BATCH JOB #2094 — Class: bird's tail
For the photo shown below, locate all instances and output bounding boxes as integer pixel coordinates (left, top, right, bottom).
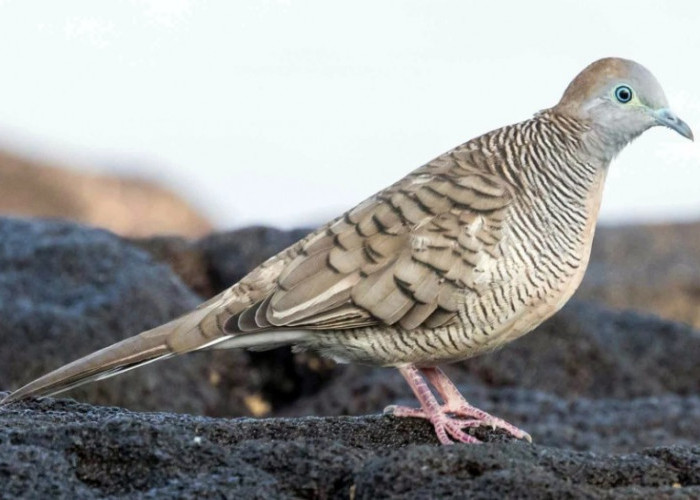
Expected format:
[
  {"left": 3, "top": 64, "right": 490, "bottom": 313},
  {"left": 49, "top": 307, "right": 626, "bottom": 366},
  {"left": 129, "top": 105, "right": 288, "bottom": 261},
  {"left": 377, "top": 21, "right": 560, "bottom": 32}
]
[{"left": 0, "top": 296, "right": 311, "bottom": 405}]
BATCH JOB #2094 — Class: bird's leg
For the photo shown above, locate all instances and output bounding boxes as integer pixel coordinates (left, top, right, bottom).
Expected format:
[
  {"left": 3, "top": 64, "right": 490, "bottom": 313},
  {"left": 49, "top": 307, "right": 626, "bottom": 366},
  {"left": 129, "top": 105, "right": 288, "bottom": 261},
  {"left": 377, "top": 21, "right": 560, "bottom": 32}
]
[
  {"left": 385, "top": 365, "right": 531, "bottom": 444},
  {"left": 385, "top": 365, "right": 481, "bottom": 445},
  {"left": 422, "top": 367, "right": 531, "bottom": 442}
]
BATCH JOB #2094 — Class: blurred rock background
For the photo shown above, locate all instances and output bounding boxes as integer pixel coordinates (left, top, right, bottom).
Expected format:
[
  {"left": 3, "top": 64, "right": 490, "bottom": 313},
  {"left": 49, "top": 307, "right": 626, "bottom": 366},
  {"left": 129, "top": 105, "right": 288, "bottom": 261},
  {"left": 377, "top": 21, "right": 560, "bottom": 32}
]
[{"left": 0, "top": 149, "right": 212, "bottom": 238}]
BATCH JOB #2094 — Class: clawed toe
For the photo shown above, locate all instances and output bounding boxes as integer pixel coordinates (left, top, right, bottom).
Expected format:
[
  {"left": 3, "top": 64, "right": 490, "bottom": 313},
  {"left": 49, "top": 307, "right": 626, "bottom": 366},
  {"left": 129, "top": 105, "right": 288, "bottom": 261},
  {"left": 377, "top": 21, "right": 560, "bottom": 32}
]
[
  {"left": 391, "top": 366, "right": 532, "bottom": 445},
  {"left": 472, "top": 414, "right": 531, "bottom": 442},
  {"left": 440, "top": 417, "right": 481, "bottom": 444},
  {"left": 445, "top": 404, "right": 532, "bottom": 442},
  {"left": 385, "top": 405, "right": 516, "bottom": 445},
  {"left": 386, "top": 404, "right": 531, "bottom": 443}
]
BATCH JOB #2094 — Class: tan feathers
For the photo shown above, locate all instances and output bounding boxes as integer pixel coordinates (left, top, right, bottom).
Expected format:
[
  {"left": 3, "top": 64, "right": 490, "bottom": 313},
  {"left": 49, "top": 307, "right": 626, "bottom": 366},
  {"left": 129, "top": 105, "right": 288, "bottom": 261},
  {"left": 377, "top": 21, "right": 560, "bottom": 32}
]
[{"left": 215, "top": 159, "right": 512, "bottom": 335}]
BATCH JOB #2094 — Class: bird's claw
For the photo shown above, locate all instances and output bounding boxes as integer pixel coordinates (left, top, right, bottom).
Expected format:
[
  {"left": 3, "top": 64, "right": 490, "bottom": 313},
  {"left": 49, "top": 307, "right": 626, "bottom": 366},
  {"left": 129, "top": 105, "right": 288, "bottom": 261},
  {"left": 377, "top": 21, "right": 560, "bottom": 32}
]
[{"left": 385, "top": 403, "right": 531, "bottom": 443}]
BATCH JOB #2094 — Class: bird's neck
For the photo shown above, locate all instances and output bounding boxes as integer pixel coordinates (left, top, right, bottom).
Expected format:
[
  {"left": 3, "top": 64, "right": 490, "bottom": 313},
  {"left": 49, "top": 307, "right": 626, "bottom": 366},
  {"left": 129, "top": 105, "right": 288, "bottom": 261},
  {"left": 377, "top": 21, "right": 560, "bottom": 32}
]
[
  {"left": 585, "top": 125, "right": 646, "bottom": 165},
  {"left": 525, "top": 110, "right": 610, "bottom": 174},
  {"left": 507, "top": 111, "right": 609, "bottom": 234},
  {"left": 544, "top": 108, "right": 639, "bottom": 166},
  {"left": 462, "top": 110, "right": 608, "bottom": 235},
  {"left": 516, "top": 111, "right": 609, "bottom": 273}
]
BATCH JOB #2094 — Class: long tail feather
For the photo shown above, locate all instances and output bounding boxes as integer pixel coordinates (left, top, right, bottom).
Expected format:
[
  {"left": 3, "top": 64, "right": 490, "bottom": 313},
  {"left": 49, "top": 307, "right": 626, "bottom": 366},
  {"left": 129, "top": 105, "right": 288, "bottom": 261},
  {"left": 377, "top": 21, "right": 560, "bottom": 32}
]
[
  {"left": 0, "top": 283, "right": 319, "bottom": 406},
  {"left": 0, "top": 302, "right": 232, "bottom": 405},
  {"left": 1, "top": 322, "right": 173, "bottom": 404}
]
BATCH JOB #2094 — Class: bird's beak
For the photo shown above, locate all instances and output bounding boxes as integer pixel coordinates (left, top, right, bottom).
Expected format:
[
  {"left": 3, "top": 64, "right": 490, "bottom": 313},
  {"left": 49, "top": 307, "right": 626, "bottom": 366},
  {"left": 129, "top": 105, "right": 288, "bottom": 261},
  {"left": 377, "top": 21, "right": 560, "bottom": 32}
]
[{"left": 653, "top": 108, "right": 694, "bottom": 141}]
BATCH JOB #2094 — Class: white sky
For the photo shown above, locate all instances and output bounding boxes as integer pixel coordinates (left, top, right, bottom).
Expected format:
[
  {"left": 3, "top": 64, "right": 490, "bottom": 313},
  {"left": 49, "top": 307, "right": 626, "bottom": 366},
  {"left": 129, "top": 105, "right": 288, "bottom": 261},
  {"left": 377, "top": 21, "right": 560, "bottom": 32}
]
[{"left": 0, "top": 0, "right": 698, "bottom": 229}]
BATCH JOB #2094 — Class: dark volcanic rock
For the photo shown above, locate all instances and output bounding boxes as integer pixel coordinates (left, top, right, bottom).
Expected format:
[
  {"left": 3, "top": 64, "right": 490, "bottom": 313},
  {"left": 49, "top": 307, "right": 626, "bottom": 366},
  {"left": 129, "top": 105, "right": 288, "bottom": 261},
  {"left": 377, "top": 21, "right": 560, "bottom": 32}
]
[
  {"left": 2, "top": 216, "right": 700, "bottom": 498},
  {"left": 128, "top": 235, "right": 213, "bottom": 298},
  {"left": 197, "top": 225, "right": 311, "bottom": 291},
  {"left": 0, "top": 218, "right": 260, "bottom": 417},
  {"left": 1, "top": 397, "right": 699, "bottom": 499},
  {"left": 130, "top": 226, "right": 313, "bottom": 304}
]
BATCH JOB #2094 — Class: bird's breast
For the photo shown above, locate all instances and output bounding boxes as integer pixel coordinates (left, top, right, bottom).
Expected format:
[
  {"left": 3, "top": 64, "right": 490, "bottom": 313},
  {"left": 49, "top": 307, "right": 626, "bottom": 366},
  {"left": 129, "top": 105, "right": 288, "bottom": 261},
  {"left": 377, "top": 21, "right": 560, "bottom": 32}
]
[{"left": 306, "top": 161, "right": 608, "bottom": 367}]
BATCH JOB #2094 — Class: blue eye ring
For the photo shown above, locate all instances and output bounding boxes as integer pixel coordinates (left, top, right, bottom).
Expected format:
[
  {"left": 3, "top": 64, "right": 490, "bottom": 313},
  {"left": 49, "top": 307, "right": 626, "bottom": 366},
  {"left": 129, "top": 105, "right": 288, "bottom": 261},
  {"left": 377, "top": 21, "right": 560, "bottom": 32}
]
[{"left": 614, "top": 85, "right": 633, "bottom": 103}]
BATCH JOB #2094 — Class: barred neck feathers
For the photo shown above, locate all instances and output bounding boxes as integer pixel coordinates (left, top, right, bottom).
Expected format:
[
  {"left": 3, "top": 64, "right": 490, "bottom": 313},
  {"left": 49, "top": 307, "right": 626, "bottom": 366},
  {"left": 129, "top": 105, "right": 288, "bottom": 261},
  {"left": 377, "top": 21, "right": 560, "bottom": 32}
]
[
  {"left": 466, "top": 110, "right": 602, "bottom": 203},
  {"left": 461, "top": 112, "right": 605, "bottom": 264}
]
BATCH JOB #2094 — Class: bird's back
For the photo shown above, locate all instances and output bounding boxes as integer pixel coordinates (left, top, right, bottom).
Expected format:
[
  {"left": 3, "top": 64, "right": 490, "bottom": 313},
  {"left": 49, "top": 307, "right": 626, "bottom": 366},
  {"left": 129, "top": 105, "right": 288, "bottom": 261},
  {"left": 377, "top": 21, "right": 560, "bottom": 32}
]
[{"left": 201, "top": 109, "right": 609, "bottom": 367}]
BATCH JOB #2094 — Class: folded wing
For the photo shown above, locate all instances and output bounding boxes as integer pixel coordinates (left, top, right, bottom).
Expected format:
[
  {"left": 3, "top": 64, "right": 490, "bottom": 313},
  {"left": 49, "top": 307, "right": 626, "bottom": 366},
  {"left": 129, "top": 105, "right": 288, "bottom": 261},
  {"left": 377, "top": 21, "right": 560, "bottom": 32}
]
[{"left": 225, "top": 150, "right": 513, "bottom": 334}]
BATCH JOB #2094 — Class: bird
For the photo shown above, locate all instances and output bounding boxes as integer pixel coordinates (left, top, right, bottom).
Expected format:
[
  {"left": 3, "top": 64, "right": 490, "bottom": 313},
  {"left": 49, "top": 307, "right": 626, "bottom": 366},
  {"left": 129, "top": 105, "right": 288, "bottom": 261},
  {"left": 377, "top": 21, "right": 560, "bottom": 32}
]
[{"left": 0, "top": 58, "right": 693, "bottom": 445}]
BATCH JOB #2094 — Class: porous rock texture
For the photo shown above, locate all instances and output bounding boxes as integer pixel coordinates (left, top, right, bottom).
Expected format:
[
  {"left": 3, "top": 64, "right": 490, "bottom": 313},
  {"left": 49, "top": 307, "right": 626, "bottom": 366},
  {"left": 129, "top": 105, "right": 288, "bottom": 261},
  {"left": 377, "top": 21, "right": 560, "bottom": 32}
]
[{"left": 1, "top": 216, "right": 699, "bottom": 499}]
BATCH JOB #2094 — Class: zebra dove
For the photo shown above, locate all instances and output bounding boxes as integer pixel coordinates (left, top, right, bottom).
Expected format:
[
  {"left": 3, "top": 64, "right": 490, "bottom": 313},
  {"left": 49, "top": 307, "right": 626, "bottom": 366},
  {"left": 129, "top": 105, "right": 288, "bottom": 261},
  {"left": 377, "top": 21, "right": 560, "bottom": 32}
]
[{"left": 1, "top": 58, "right": 693, "bottom": 444}]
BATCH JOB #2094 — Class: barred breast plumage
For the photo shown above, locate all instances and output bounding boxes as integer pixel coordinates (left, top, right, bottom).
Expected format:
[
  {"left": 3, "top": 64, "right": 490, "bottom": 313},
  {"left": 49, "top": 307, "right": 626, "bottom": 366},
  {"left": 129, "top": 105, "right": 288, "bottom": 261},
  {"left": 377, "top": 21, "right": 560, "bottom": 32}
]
[
  {"left": 2, "top": 57, "right": 692, "bottom": 445},
  {"left": 297, "top": 111, "right": 607, "bottom": 366}
]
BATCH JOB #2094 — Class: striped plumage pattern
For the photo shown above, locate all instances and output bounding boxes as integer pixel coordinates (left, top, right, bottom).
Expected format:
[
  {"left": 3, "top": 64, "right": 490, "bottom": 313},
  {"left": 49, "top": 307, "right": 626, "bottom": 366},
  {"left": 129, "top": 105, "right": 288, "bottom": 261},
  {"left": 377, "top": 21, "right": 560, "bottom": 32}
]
[
  {"left": 3, "top": 58, "right": 690, "bottom": 444},
  {"left": 244, "top": 110, "right": 606, "bottom": 366},
  {"left": 176, "top": 109, "right": 606, "bottom": 368}
]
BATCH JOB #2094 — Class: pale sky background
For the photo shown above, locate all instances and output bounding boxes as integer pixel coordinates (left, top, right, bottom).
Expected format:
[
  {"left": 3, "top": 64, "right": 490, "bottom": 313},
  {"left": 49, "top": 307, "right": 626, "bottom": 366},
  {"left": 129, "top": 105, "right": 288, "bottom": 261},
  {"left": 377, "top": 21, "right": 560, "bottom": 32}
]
[{"left": 0, "top": 0, "right": 698, "bottom": 229}]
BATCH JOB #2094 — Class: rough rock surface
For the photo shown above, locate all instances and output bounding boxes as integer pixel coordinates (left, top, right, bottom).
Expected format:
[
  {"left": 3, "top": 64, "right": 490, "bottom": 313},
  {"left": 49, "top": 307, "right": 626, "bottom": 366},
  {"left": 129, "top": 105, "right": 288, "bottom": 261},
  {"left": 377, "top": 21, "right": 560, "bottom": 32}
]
[
  {"left": 1, "top": 216, "right": 699, "bottom": 498},
  {"left": 2, "top": 397, "right": 700, "bottom": 499}
]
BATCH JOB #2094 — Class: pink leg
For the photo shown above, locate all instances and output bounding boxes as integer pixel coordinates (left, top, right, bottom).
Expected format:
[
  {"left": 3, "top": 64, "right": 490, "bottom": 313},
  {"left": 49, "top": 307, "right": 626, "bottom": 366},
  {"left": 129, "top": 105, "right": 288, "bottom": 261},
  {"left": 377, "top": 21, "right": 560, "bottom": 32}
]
[
  {"left": 387, "top": 365, "right": 480, "bottom": 445},
  {"left": 385, "top": 365, "right": 531, "bottom": 445},
  {"left": 423, "top": 367, "right": 531, "bottom": 442}
]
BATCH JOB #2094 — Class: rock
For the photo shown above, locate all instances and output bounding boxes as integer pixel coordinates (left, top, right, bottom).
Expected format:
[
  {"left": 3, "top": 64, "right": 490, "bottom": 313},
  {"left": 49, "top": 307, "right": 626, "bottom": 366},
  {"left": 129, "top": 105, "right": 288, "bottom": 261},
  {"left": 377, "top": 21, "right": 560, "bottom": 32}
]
[
  {"left": 2, "top": 216, "right": 700, "bottom": 498},
  {"left": 130, "top": 226, "right": 313, "bottom": 300},
  {"left": 1, "top": 397, "right": 699, "bottom": 498},
  {"left": 579, "top": 221, "right": 700, "bottom": 329},
  {"left": 197, "top": 226, "right": 312, "bottom": 291},
  {"left": 0, "top": 217, "right": 259, "bottom": 416},
  {"left": 128, "top": 235, "right": 213, "bottom": 298},
  {"left": 0, "top": 149, "right": 212, "bottom": 237}
]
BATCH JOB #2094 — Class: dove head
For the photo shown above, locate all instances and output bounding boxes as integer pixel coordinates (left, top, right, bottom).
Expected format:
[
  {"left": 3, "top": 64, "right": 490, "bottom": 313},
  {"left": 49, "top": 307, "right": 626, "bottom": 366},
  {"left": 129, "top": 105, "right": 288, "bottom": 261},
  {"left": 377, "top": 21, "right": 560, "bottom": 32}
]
[{"left": 554, "top": 57, "right": 692, "bottom": 159}]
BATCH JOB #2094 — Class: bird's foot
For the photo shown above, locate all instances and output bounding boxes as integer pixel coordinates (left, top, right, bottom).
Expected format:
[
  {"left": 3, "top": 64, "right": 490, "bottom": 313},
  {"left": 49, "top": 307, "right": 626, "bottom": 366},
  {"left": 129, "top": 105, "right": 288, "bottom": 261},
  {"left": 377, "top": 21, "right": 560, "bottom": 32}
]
[
  {"left": 384, "top": 404, "right": 482, "bottom": 444},
  {"left": 384, "top": 403, "right": 531, "bottom": 443},
  {"left": 390, "top": 365, "right": 532, "bottom": 445},
  {"left": 444, "top": 403, "right": 532, "bottom": 442}
]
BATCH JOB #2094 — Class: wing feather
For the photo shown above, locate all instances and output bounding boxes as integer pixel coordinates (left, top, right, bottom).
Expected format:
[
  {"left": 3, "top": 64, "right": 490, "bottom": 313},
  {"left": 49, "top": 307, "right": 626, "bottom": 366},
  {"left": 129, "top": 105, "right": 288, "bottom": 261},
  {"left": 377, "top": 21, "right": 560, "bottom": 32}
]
[{"left": 219, "top": 148, "right": 513, "bottom": 334}]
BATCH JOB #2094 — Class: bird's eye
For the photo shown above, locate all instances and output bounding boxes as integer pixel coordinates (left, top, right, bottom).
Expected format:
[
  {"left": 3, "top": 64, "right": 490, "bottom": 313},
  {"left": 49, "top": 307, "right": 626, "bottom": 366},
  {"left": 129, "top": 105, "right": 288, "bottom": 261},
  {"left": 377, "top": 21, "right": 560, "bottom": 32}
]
[{"left": 614, "top": 85, "right": 633, "bottom": 103}]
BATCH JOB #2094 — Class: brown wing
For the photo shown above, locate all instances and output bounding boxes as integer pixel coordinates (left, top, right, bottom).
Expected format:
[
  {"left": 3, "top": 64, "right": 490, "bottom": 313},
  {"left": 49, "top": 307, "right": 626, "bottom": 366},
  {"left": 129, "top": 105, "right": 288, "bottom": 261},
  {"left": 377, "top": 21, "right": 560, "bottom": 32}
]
[{"left": 226, "top": 149, "right": 513, "bottom": 334}]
